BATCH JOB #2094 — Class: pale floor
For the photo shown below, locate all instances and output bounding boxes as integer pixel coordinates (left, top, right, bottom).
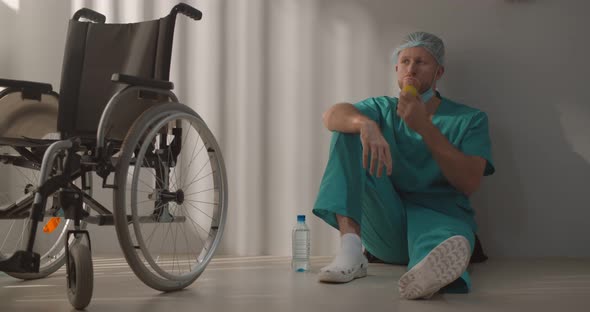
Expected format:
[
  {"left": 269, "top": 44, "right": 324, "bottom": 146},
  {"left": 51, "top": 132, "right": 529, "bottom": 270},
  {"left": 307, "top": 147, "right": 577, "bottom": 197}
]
[{"left": 1, "top": 256, "right": 589, "bottom": 312}]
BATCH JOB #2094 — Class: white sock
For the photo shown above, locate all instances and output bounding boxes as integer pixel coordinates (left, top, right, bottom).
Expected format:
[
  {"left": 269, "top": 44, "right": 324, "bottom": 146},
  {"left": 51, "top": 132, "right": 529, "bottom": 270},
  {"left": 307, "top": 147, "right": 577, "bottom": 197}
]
[{"left": 324, "top": 233, "right": 364, "bottom": 269}]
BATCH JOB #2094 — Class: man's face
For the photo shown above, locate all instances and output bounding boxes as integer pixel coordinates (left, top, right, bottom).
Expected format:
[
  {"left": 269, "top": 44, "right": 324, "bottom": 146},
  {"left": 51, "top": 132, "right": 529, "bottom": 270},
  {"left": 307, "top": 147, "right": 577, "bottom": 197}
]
[{"left": 395, "top": 47, "right": 443, "bottom": 94}]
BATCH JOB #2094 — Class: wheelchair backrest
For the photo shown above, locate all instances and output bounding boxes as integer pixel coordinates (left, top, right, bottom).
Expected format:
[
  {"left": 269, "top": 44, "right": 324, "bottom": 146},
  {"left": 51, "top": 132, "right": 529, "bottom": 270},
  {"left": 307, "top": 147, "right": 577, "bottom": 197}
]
[{"left": 57, "top": 12, "right": 176, "bottom": 140}]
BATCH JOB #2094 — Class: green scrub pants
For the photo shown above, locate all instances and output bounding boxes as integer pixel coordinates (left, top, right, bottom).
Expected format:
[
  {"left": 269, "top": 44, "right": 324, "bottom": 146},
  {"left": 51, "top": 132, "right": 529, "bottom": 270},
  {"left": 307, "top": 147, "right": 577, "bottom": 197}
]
[{"left": 313, "top": 132, "right": 475, "bottom": 293}]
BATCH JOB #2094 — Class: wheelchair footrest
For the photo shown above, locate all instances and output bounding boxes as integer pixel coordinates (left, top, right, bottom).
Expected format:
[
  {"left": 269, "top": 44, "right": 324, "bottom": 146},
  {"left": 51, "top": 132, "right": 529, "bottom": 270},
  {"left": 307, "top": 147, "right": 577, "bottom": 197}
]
[{"left": 0, "top": 250, "right": 40, "bottom": 273}]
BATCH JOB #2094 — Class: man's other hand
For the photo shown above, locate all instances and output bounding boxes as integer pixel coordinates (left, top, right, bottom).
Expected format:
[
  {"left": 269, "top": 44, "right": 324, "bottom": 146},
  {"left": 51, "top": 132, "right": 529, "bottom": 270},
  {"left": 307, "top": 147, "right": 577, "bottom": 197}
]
[
  {"left": 359, "top": 120, "right": 393, "bottom": 177},
  {"left": 397, "top": 91, "right": 430, "bottom": 134}
]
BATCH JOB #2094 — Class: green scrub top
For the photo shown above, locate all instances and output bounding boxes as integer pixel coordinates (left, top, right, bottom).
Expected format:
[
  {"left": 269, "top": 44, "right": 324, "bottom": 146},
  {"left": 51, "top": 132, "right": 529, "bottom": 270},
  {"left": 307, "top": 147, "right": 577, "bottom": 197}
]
[{"left": 353, "top": 95, "right": 495, "bottom": 232}]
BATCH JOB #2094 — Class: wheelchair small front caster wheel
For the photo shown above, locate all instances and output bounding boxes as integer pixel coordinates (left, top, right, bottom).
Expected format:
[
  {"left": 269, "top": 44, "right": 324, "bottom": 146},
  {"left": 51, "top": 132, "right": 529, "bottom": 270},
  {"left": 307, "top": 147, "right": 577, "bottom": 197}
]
[{"left": 67, "top": 243, "right": 93, "bottom": 310}]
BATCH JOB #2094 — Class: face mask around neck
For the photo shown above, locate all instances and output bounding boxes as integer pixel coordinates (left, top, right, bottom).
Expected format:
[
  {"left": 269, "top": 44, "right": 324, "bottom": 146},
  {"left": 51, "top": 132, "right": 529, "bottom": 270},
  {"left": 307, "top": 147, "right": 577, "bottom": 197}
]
[
  {"left": 401, "top": 85, "right": 435, "bottom": 103},
  {"left": 420, "top": 88, "right": 435, "bottom": 103}
]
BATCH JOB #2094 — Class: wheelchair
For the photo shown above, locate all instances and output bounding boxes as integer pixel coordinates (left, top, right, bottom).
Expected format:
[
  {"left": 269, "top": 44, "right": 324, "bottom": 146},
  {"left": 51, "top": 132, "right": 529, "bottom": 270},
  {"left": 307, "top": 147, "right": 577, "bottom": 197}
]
[{"left": 0, "top": 3, "right": 228, "bottom": 310}]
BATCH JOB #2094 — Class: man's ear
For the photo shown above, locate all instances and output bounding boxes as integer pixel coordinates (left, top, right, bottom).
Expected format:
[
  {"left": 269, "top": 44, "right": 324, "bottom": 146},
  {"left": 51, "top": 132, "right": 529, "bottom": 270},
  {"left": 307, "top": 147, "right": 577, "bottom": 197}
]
[
  {"left": 395, "top": 64, "right": 398, "bottom": 72},
  {"left": 437, "top": 66, "right": 445, "bottom": 79}
]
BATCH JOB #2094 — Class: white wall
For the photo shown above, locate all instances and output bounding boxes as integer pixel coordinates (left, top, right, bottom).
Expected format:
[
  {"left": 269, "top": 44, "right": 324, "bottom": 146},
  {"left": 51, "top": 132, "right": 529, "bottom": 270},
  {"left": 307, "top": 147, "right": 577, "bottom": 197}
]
[
  {"left": 1, "top": 0, "right": 590, "bottom": 258},
  {"left": 0, "top": 1, "right": 15, "bottom": 77},
  {"left": 0, "top": 1, "right": 16, "bottom": 200},
  {"left": 4, "top": 0, "right": 69, "bottom": 86}
]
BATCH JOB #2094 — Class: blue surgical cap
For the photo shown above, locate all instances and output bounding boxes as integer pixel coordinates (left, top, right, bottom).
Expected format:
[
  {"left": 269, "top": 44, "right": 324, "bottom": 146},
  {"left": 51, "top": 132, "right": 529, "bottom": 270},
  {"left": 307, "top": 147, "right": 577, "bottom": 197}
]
[{"left": 394, "top": 32, "right": 445, "bottom": 66}]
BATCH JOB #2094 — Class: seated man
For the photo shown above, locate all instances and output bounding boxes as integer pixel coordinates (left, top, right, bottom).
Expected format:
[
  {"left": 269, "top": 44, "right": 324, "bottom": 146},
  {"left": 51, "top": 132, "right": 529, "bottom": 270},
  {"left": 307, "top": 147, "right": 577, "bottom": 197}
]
[{"left": 313, "top": 31, "right": 495, "bottom": 299}]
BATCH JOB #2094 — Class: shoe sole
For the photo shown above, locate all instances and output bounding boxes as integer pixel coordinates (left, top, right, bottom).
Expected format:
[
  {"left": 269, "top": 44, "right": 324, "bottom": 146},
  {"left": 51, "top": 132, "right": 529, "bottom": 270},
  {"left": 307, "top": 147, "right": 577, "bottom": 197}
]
[
  {"left": 398, "top": 235, "right": 471, "bottom": 299},
  {"left": 318, "top": 260, "right": 368, "bottom": 283}
]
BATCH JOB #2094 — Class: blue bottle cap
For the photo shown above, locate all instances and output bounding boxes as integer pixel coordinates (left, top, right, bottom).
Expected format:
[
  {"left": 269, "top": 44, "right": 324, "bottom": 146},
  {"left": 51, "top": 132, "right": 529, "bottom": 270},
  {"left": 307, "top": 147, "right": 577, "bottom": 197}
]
[{"left": 297, "top": 215, "right": 305, "bottom": 222}]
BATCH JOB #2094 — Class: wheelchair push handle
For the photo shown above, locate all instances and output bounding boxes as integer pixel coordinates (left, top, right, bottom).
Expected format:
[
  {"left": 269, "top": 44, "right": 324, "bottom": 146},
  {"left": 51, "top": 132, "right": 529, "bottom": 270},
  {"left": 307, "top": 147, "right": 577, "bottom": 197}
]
[
  {"left": 73, "top": 8, "right": 106, "bottom": 23},
  {"left": 171, "top": 3, "right": 203, "bottom": 21}
]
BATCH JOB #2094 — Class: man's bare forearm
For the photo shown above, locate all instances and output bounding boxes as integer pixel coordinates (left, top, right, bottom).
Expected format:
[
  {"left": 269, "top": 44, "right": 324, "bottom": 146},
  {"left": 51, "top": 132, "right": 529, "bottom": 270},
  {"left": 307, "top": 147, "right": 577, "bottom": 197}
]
[
  {"left": 420, "top": 122, "right": 485, "bottom": 196},
  {"left": 322, "top": 103, "right": 374, "bottom": 133}
]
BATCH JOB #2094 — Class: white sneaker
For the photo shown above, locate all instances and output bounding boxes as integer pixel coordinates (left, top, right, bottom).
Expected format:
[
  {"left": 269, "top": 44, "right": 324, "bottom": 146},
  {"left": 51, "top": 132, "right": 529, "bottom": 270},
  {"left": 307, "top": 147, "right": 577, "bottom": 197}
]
[
  {"left": 398, "top": 235, "right": 471, "bottom": 299},
  {"left": 318, "top": 255, "right": 369, "bottom": 283}
]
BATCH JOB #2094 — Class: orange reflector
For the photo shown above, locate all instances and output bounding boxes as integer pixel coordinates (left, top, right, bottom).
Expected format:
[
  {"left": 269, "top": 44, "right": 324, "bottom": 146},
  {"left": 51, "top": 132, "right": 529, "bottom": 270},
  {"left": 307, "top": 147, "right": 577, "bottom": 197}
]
[{"left": 43, "top": 217, "right": 61, "bottom": 233}]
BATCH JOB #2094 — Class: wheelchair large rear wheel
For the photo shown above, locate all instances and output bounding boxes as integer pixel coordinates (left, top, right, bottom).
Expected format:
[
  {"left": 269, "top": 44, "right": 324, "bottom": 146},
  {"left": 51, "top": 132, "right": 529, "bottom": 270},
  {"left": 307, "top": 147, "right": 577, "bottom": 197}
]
[{"left": 114, "top": 103, "right": 227, "bottom": 291}]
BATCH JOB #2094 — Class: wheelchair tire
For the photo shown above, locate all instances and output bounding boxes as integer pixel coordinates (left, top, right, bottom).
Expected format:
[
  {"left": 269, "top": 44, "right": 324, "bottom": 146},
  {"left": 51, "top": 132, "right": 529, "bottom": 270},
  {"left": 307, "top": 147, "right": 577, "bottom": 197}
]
[
  {"left": 67, "top": 242, "right": 93, "bottom": 310},
  {"left": 114, "top": 103, "right": 227, "bottom": 292}
]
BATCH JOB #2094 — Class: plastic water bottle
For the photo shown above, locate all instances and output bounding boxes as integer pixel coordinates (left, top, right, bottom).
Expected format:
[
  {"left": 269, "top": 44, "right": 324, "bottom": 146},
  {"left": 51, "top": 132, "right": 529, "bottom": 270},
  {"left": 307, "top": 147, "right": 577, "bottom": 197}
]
[{"left": 292, "top": 215, "right": 310, "bottom": 272}]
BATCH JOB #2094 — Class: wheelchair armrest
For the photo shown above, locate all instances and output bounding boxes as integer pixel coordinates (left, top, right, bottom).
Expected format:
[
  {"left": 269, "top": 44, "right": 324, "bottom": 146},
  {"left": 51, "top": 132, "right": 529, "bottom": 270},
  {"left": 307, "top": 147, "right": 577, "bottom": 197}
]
[
  {"left": 111, "top": 73, "right": 174, "bottom": 90},
  {"left": 0, "top": 79, "right": 53, "bottom": 101}
]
